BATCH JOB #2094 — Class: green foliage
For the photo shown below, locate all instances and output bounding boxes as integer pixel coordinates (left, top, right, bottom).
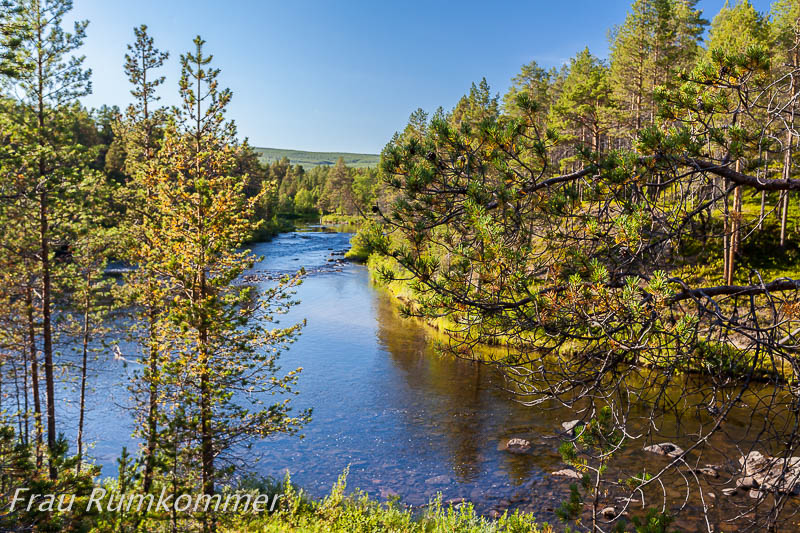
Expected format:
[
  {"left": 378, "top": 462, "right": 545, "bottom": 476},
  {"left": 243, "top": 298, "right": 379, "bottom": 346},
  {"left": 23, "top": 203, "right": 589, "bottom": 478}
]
[
  {"left": 221, "top": 470, "right": 552, "bottom": 533},
  {"left": 555, "top": 484, "right": 583, "bottom": 523},
  {"left": 0, "top": 426, "right": 98, "bottom": 532},
  {"left": 630, "top": 509, "right": 676, "bottom": 533}
]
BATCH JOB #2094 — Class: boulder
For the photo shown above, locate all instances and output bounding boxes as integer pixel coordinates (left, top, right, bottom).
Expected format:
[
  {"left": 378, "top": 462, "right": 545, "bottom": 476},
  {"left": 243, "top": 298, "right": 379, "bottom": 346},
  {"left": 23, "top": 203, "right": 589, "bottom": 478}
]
[
  {"left": 562, "top": 420, "right": 581, "bottom": 434},
  {"left": 445, "top": 497, "right": 467, "bottom": 507},
  {"left": 552, "top": 469, "right": 583, "bottom": 479},
  {"left": 500, "top": 437, "right": 531, "bottom": 454},
  {"left": 741, "top": 451, "right": 770, "bottom": 477},
  {"left": 736, "top": 476, "right": 758, "bottom": 489},
  {"left": 738, "top": 451, "right": 800, "bottom": 494},
  {"left": 643, "top": 442, "right": 684, "bottom": 458},
  {"left": 601, "top": 506, "right": 616, "bottom": 519}
]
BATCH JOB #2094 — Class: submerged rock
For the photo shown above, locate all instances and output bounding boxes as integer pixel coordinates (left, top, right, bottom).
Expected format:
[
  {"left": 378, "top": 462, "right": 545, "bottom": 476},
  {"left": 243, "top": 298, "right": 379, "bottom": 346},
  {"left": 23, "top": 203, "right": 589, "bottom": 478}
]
[
  {"left": 379, "top": 487, "right": 399, "bottom": 499},
  {"left": 499, "top": 437, "right": 531, "bottom": 454},
  {"left": 643, "top": 442, "right": 684, "bottom": 458},
  {"left": 552, "top": 469, "right": 582, "bottom": 479},
  {"left": 695, "top": 466, "right": 720, "bottom": 478},
  {"left": 738, "top": 451, "right": 800, "bottom": 494},
  {"left": 601, "top": 506, "right": 616, "bottom": 519}
]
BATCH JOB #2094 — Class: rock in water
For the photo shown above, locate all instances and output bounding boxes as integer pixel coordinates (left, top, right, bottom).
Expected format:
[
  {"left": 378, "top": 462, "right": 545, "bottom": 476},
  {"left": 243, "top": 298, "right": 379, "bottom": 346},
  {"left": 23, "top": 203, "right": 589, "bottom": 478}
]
[
  {"left": 601, "top": 506, "right": 616, "bottom": 518},
  {"left": 561, "top": 420, "right": 581, "bottom": 434},
  {"left": 738, "top": 451, "right": 800, "bottom": 494},
  {"left": 499, "top": 437, "right": 531, "bottom": 454},
  {"left": 551, "top": 469, "right": 583, "bottom": 479},
  {"left": 643, "top": 442, "right": 684, "bottom": 458},
  {"left": 695, "top": 466, "right": 719, "bottom": 478}
]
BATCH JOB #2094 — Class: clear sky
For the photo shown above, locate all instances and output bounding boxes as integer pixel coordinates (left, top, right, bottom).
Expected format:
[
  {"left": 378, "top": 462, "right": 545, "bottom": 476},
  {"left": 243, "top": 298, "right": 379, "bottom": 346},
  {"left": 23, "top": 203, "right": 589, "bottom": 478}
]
[{"left": 67, "top": 0, "right": 773, "bottom": 154}]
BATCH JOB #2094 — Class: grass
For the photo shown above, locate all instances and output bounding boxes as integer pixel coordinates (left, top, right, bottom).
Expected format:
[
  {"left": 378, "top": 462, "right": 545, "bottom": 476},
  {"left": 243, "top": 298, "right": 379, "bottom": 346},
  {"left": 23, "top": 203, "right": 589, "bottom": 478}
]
[{"left": 254, "top": 147, "right": 379, "bottom": 168}]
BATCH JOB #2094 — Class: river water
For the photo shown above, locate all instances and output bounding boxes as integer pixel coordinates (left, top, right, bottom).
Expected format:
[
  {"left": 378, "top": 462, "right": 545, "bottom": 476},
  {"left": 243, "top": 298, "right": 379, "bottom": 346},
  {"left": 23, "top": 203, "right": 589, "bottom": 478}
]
[{"left": 49, "top": 225, "right": 800, "bottom": 531}]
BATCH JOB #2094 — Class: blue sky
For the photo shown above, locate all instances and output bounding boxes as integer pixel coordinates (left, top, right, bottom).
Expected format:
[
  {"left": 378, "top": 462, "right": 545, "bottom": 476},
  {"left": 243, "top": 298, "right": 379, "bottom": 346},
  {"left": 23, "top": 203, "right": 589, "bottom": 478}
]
[{"left": 68, "top": 0, "right": 772, "bottom": 154}]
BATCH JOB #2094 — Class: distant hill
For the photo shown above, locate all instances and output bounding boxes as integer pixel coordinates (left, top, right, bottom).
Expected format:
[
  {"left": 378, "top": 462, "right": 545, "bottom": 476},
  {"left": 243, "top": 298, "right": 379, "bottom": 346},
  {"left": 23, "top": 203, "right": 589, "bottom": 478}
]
[{"left": 253, "top": 147, "right": 380, "bottom": 168}]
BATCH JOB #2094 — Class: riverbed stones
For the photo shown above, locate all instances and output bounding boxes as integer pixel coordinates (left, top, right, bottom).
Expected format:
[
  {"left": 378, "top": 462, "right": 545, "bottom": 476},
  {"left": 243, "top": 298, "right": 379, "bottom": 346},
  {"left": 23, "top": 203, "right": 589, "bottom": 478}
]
[
  {"left": 445, "top": 497, "right": 467, "bottom": 507},
  {"left": 561, "top": 420, "right": 581, "bottom": 434},
  {"left": 736, "top": 476, "right": 758, "bottom": 489},
  {"left": 601, "top": 506, "right": 616, "bottom": 519},
  {"left": 552, "top": 468, "right": 583, "bottom": 479},
  {"left": 693, "top": 465, "right": 719, "bottom": 478},
  {"left": 499, "top": 437, "right": 531, "bottom": 454},
  {"left": 722, "top": 487, "right": 738, "bottom": 496},
  {"left": 738, "top": 451, "right": 800, "bottom": 494},
  {"left": 643, "top": 442, "right": 684, "bottom": 458}
]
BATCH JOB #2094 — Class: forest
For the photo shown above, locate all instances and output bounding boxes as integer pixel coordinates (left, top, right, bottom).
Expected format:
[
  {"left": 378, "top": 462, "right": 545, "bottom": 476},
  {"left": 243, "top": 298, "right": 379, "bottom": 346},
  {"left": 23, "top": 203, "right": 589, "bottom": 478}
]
[{"left": 0, "top": 0, "right": 799, "bottom": 532}]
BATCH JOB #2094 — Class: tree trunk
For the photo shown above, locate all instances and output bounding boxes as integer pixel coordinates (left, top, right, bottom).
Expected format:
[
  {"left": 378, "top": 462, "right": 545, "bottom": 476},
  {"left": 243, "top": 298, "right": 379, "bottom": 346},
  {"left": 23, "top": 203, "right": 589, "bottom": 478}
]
[
  {"left": 39, "top": 189, "right": 57, "bottom": 480},
  {"left": 25, "top": 285, "right": 43, "bottom": 467},
  {"left": 36, "top": 17, "right": 57, "bottom": 477},
  {"left": 726, "top": 161, "right": 742, "bottom": 285},
  {"left": 781, "top": 75, "right": 796, "bottom": 247},
  {"left": 143, "top": 300, "right": 158, "bottom": 493},
  {"left": 780, "top": 192, "right": 790, "bottom": 247},
  {"left": 76, "top": 292, "right": 90, "bottom": 474}
]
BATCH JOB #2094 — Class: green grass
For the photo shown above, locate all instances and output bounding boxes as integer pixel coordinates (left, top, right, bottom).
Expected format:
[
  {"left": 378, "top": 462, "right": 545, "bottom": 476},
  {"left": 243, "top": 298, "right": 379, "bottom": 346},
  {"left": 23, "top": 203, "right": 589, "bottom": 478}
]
[{"left": 254, "top": 147, "right": 379, "bottom": 168}]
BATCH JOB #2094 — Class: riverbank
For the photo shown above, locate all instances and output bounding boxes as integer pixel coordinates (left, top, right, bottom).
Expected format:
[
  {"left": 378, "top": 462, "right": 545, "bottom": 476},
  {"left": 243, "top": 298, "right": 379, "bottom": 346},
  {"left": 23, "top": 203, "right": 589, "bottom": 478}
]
[
  {"left": 355, "top": 231, "right": 797, "bottom": 383},
  {"left": 220, "top": 473, "right": 551, "bottom": 533}
]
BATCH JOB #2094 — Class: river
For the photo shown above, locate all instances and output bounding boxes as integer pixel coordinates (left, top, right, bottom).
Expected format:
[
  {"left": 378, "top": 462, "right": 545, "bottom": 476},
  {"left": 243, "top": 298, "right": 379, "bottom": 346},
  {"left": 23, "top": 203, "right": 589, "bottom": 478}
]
[{"left": 48, "top": 225, "right": 799, "bottom": 531}]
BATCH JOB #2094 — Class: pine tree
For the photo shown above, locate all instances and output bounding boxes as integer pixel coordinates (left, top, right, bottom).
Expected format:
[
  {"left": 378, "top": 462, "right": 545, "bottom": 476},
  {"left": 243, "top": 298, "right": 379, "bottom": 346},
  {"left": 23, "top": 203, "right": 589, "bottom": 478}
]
[
  {"left": 318, "top": 156, "right": 353, "bottom": 214},
  {"left": 9, "top": 0, "right": 91, "bottom": 479},
  {"left": 144, "top": 36, "right": 309, "bottom": 531},
  {"left": 705, "top": 0, "right": 770, "bottom": 283},
  {"left": 0, "top": 0, "right": 25, "bottom": 77},
  {"left": 551, "top": 48, "right": 614, "bottom": 165},
  {"left": 770, "top": 0, "right": 800, "bottom": 247},
  {"left": 116, "top": 23, "right": 169, "bottom": 494},
  {"left": 609, "top": 0, "right": 706, "bottom": 142},
  {"left": 450, "top": 78, "right": 499, "bottom": 128}
]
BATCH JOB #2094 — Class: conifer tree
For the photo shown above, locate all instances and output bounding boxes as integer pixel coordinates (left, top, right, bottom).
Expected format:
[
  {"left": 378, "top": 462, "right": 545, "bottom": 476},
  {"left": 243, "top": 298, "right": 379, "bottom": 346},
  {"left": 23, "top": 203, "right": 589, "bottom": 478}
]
[
  {"left": 144, "top": 36, "right": 309, "bottom": 531},
  {"left": 770, "top": 0, "right": 800, "bottom": 247},
  {"left": 449, "top": 78, "right": 499, "bottom": 128},
  {"left": 318, "top": 156, "right": 353, "bottom": 214},
  {"left": 551, "top": 48, "right": 614, "bottom": 165},
  {"left": 9, "top": 0, "right": 91, "bottom": 479},
  {"left": 705, "top": 0, "right": 770, "bottom": 283},
  {"left": 609, "top": 0, "right": 706, "bottom": 142},
  {"left": 116, "top": 23, "right": 169, "bottom": 494}
]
